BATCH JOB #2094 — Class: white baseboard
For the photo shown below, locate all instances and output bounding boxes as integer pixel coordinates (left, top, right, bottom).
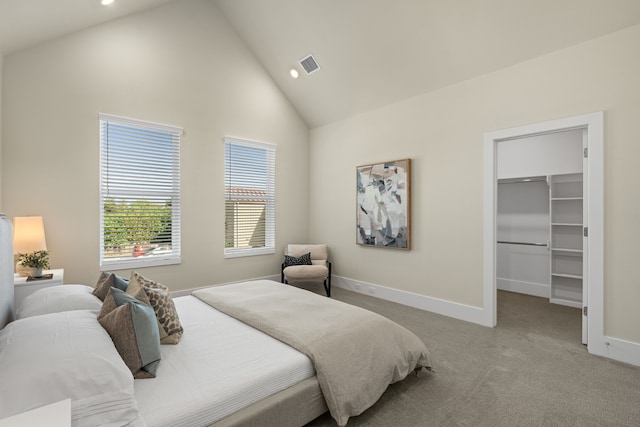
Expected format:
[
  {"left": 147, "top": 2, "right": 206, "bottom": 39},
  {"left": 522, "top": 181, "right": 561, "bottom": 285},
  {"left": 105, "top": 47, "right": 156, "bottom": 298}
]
[
  {"left": 497, "top": 277, "right": 550, "bottom": 299},
  {"left": 173, "top": 274, "right": 488, "bottom": 326},
  {"left": 170, "top": 274, "right": 280, "bottom": 298},
  {"left": 170, "top": 274, "right": 640, "bottom": 367},
  {"left": 333, "top": 276, "right": 489, "bottom": 326},
  {"left": 589, "top": 336, "right": 640, "bottom": 367}
]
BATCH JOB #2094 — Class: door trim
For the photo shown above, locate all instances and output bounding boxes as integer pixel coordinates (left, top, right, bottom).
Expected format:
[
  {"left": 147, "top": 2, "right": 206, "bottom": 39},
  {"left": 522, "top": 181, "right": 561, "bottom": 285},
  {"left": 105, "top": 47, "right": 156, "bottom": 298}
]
[{"left": 483, "top": 112, "right": 604, "bottom": 355}]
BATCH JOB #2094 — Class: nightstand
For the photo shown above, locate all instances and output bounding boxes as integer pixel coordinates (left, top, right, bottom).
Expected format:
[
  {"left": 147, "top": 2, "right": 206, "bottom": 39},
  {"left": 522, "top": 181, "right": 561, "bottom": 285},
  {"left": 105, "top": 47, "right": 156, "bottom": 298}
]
[{"left": 14, "top": 268, "right": 64, "bottom": 311}]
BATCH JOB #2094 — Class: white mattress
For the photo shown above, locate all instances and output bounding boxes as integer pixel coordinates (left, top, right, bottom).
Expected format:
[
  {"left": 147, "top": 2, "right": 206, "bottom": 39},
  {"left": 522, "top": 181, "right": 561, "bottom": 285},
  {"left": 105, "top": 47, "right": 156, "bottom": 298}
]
[{"left": 134, "top": 295, "right": 316, "bottom": 427}]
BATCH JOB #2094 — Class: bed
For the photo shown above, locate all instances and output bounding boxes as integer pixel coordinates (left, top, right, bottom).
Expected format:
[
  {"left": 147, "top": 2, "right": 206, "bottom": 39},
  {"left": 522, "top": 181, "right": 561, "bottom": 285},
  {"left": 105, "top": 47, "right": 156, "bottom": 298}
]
[{"left": 0, "top": 273, "right": 432, "bottom": 427}]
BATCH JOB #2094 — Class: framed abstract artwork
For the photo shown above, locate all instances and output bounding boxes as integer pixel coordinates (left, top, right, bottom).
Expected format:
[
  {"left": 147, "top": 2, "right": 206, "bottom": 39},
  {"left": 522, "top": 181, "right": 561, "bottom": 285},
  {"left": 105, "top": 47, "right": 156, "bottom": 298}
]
[{"left": 356, "top": 159, "right": 411, "bottom": 249}]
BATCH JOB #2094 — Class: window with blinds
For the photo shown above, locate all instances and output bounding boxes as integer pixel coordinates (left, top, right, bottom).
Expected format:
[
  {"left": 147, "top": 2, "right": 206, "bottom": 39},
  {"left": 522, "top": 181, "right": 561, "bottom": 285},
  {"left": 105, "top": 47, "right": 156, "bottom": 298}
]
[
  {"left": 224, "top": 137, "right": 276, "bottom": 258},
  {"left": 99, "top": 113, "right": 182, "bottom": 269}
]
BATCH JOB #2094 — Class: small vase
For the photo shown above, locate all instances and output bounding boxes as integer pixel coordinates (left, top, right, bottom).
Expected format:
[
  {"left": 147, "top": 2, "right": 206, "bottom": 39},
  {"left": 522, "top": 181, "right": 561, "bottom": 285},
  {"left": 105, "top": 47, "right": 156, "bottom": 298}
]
[{"left": 30, "top": 267, "right": 43, "bottom": 278}]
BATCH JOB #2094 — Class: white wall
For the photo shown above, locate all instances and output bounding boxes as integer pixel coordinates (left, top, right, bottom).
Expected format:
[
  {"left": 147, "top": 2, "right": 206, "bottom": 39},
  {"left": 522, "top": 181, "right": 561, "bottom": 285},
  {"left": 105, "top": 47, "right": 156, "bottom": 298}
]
[
  {"left": 497, "top": 129, "right": 583, "bottom": 179},
  {"left": 1, "top": 0, "right": 310, "bottom": 289},
  {"left": 309, "top": 24, "right": 640, "bottom": 344},
  {"left": 0, "top": 53, "right": 3, "bottom": 213},
  {"left": 496, "top": 181, "right": 550, "bottom": 297}
]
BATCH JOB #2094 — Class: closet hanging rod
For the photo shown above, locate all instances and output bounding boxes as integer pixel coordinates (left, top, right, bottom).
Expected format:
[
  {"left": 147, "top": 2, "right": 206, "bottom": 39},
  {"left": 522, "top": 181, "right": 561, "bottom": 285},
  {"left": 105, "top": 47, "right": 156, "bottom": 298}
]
[{"left": 497, "top": 240, "right": 548, "bottom": 247}]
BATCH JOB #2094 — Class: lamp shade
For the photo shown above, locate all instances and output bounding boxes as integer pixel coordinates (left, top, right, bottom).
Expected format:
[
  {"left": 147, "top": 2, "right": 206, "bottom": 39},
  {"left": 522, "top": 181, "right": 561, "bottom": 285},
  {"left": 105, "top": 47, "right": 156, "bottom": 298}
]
[{"left": 13, "top": 216, "right": 47, "bottom": 254}]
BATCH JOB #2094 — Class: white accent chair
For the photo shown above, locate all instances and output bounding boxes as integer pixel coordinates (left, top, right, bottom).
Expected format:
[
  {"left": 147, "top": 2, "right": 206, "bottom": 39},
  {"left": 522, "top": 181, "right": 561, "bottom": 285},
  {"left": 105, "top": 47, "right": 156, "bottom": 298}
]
[{"left": 281, "top": 244, "right": 332, "bottom": 297}]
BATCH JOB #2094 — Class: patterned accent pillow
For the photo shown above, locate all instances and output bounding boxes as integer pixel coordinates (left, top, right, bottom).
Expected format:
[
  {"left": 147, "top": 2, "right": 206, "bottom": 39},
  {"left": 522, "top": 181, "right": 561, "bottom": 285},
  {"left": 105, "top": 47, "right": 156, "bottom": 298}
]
[
  {"left": 125, "top": 274, "right": 168, "bottom": 343},
  {"left": 93, "top": 272, "right": 129, "bottom": 301},
  {"left": 283, "top": 252, "right": 312, "bottom": 268},
  {"left": 129, "top": 271, "right": 184, "bottom": 345},
  {"left": 127, "top": 280, "right": 168, "bottom": 344},
  {"left": 98, "top": 287, "right": 161, "bottom": 379}
]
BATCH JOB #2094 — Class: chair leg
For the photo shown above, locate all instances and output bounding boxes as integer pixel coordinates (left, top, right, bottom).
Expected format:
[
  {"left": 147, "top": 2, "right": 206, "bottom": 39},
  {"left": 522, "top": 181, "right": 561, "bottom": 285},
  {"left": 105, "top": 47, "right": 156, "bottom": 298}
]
[{"left": 325, "top": 262, "right": 332, "bottom": 297}]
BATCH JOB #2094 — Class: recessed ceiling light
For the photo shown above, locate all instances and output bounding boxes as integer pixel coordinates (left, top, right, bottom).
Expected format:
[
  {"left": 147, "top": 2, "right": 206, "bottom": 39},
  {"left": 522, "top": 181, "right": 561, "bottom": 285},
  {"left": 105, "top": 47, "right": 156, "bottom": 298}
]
[
  {"left": 100, "top": 0, "right": 114, "bottom": 5},
  {"left": 290, "top": 68, "right": 299, "bottom": 79}
]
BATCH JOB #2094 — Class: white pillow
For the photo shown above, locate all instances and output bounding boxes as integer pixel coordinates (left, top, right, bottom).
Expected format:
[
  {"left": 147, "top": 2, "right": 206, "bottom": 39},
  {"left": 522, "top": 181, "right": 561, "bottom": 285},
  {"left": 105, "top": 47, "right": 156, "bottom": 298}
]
[
  {"left": 16, "top": 284, "right": 103, "bottom": 319},
  {"left": 0, "top": 310, "right": 141, "bottom": 426}
]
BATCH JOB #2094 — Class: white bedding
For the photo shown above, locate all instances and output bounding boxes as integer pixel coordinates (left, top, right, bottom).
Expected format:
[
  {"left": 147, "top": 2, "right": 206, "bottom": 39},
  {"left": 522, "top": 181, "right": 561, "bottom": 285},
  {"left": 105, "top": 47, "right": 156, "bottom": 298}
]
[
  {"left": 16, "top": 284, "right": 103, "bottom": 319},
  {"left": 0, "top": 310, "right": 142, "bottom": 426},
  {"left": 134, "top": 295, "right": 316, "bottom": 427}
]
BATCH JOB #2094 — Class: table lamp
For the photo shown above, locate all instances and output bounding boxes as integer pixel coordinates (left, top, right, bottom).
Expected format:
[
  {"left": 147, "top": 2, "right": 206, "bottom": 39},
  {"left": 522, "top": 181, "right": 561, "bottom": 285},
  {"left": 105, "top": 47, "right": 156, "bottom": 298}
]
[{"left": 13, "top": 216, "right": 47, "bottom": 277}]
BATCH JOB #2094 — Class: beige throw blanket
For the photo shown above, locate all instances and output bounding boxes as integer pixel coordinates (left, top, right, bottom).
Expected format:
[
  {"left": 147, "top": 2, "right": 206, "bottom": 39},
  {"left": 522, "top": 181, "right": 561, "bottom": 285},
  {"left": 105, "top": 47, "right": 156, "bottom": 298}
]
[{"left": 193, "top": 280, "right": 432, "bottom": 426}]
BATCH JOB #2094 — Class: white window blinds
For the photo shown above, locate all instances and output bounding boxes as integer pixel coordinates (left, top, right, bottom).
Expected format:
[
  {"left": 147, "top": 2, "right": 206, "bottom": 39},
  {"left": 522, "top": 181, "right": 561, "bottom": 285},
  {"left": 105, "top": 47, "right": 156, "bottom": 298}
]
[
  {"left": 99, "top": 113, "right": 182, "bottom": 269},
  {"left": 224, "top": 137, "right": 276, "bottom": 258}
]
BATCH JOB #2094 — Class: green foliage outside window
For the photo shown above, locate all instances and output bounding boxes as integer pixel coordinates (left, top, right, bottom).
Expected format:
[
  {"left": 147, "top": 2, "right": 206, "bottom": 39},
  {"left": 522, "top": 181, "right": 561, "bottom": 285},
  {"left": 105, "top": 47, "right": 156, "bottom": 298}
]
[{"left": 103, "top": 198, "right": 172, "bottom": 257}]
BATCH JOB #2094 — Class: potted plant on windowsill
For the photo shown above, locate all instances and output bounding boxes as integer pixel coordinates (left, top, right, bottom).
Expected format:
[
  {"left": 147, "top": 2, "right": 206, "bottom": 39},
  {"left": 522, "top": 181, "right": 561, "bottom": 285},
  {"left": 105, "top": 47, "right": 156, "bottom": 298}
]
[{"left": 17, "top": 250, "right": 50, "bottom": 278}]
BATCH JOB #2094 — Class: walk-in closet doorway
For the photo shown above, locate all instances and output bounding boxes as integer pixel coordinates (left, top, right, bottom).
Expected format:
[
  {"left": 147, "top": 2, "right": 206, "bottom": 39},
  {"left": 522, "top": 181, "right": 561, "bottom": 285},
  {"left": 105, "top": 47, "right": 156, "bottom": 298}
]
[
  {"left": 496, "top": 129, "right": 586, "bottom": 343},
  {"left": 483, "top": 113, "right": 605, "bottom": 356}
]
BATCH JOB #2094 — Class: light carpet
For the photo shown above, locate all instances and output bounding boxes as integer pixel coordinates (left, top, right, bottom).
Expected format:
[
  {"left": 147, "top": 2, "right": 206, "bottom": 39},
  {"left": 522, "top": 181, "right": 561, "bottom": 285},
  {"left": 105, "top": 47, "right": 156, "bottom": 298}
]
[{"left": 296, "top": 285, "right": 640, "bottom": 427}]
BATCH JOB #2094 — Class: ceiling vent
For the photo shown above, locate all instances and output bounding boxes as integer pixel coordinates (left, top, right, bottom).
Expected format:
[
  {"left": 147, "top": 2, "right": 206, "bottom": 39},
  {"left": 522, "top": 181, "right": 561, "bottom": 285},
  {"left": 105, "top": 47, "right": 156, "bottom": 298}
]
[{"left": 299, "top": 54, "right": 320, "bottom": 75}]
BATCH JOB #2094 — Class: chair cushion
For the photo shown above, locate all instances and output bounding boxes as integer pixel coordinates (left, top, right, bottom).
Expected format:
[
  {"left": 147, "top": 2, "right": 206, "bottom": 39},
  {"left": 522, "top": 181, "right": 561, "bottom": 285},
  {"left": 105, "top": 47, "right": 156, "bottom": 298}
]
[
  {"left": 283, "top": 264, "right": 329, "bottom": 281},
  {"left": 287, "top": 244, "right": 327, "bottom": 261}
]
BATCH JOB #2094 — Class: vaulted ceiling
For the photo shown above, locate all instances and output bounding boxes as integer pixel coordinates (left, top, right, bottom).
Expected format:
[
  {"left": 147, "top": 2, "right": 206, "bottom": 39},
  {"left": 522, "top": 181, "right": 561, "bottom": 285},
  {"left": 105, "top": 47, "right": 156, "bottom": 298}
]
[
  {"left": 0, "top": 0, "right": 174, "bottom": 55},
  {"left": 3, "top": 0, "right": 640, "bottom": 128}
]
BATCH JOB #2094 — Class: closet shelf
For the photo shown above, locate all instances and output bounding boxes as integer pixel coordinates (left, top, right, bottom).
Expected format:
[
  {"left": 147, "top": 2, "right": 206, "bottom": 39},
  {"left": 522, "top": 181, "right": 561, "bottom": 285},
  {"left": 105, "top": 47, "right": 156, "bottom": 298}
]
[{"left": 550, "top": 173, "right": 583, "bottom": 312}]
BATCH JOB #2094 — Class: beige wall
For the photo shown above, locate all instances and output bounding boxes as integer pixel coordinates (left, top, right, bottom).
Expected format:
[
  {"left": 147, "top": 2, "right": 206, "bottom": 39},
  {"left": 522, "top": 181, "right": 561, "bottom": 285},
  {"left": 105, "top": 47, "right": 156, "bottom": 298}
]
[
  {"left": 309, "top": 24, "right": 640, "bottom": 344},
  {"left": 1, "top": 0, "right": 309, "bottom": 289},
  {"left": 3, "top": 0, "right": 638, "bottom": 345}
]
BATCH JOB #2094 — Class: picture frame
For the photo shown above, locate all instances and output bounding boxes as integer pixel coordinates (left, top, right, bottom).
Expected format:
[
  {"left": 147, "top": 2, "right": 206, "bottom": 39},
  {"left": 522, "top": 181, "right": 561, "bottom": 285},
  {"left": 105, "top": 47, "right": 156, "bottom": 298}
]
[{"left": 356, "top": 159, "right": 411, "bottom": 249}]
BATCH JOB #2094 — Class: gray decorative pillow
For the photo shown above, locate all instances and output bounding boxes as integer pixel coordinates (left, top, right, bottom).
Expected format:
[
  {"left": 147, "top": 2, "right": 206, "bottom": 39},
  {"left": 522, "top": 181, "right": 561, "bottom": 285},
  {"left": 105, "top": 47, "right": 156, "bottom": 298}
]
[
  {"left": 98, "top": 287, "right": 161, "bottom": 379},
  {"left": 99, "top": 284, "right": 137, "bottom": 321},
  {"left": 130, "top": 271, "right": 184, "bottom": 345},
  {"left": 284, "top": 252, "right": 312, "bottom": 267},
  {"left": 93, "top": 272, "right": 129, "bottom": 301}
]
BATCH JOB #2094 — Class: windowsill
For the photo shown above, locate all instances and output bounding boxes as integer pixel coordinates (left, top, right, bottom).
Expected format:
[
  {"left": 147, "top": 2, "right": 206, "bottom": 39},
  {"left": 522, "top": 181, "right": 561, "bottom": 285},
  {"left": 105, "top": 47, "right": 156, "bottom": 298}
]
[
  {"left": 100, "top": 256, "right": 181, "bottom": 271},
  {"left": 224, "top": 247, "right": 275, "bottom": 259}
]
